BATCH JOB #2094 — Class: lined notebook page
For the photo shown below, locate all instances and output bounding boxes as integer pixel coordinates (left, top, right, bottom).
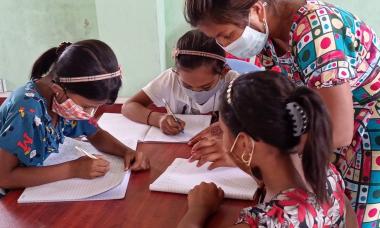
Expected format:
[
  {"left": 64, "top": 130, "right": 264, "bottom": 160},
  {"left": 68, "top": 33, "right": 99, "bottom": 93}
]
[
  {"left": 98, "top": 113, "right": 150, "bottom": 150},
  {"left": 143, "top": 115, "right": 212, "bottom": 143},
  {"left": 18, "top": 138, "right": 126, "bottom": 203},
  {"left": 150, "top": 158, "right": 257, "bottom": 200}
]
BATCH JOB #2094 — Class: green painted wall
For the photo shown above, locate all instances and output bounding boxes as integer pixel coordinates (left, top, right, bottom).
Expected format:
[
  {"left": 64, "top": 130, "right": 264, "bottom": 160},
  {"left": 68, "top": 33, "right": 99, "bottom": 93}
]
[
  {"left": 0, "top": 0, "right": 99, "bottom": 91},
  {"left": 95, "top": 0, "right": 165, "bottom": 96},
  {"left": 0, "top": 0, "right": 378, "bottom": 97},
  {"left": 329, "top": 0, "right": 380, "bottom": 34},
  {"left": 163, "top": 0, "right": 189, "bottom": 67}
]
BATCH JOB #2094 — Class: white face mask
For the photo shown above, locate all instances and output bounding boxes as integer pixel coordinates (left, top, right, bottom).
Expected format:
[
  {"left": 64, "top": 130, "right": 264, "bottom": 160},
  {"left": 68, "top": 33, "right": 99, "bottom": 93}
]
[
  {"left": 219, "top": 18, "right": 269, "bottom": 59},
  {"left": 181, "top": 78, "right": 225, "bottom": 105}
]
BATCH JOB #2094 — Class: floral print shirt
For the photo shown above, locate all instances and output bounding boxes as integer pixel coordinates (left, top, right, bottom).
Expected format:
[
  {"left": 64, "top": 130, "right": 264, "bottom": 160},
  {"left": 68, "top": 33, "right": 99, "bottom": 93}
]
[
  {"left": 0, "top": 81, "right": 98, "bottom": 166},
  {"left": 237, "top": 165, "right": 346, "bottom": 227}
]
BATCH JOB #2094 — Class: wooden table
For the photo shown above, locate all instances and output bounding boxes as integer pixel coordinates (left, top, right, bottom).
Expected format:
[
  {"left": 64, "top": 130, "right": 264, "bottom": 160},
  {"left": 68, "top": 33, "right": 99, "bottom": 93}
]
[{"left": 0, "top": 143, "right": 251, "bottom": 228}]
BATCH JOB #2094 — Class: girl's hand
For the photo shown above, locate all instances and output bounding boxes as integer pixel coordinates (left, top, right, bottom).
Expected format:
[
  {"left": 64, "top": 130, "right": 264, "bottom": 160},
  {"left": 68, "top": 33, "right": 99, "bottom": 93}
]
[
  {"left": 159, "top": 114, "right": 185, "bottom": 135},
  {"left": 188, "top": 122, "right": 222, "bottom": 146},
  {"left": 71, "top": 155, "right": 110, "bottom": 179},
  {"left": 187, "top": 182, "right": 224, "bottom": 216},
  {"left": 124, "top": 150, "right": 150, "bottom": 171},
  {"left": 190, "top": 136, "right": 236, "bottom": 170}
]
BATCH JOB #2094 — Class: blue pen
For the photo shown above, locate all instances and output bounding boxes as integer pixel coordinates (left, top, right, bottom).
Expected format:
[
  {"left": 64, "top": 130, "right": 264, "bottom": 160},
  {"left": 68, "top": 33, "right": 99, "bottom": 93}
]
[{"left": 162, "top": 98, "right": 184, "bottom": 133}]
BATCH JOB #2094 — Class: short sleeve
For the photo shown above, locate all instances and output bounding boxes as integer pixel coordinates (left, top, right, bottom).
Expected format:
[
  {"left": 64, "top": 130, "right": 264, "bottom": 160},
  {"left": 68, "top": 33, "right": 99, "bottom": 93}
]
[
  {"left": 328, "top": 163, "right": 346, "bottom": 192},
  {"left": 0, "top": 108, "right": 44, "bottom": 166},
  {"left": 142, "top": 69, "right": 174, "bottom": 107},
  {"left": 292, "top": 10, "right": 356, "bottom": 89},
  {"left": 63, "top": 117, "right": 99, "bottom": 138}
]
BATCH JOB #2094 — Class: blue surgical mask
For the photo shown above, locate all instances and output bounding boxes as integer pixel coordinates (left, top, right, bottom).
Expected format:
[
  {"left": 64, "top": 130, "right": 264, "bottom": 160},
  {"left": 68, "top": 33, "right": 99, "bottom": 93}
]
[
  {"left": 181, "top": 78, "right": 225, "bottom": 105},
  {"left": 219, "top": 17, "right": 269, "bottom": 59}
]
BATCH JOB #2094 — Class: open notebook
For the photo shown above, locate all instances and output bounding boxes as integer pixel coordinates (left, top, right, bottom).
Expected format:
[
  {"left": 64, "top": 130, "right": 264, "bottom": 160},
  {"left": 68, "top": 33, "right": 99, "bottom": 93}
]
[
  {"left": 18, "top": 138, "right": 130, "bottom": 203},
  {"left": 98, "top": 113, "right": 212, "bottom": 143},
  {"left": 150, "top": 158, "right": 258, "bottom": 200}
]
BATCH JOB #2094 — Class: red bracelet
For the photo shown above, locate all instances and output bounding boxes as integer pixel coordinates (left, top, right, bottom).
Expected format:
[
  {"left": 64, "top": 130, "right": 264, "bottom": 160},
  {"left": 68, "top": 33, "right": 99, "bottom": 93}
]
[{"left": 146, "top": 110, "right": 153, "bottom": 125}]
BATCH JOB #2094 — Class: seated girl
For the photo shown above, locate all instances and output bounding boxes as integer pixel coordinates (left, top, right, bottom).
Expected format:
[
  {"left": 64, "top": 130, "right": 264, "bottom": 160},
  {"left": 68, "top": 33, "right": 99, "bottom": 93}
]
[
  {"left": 122, "top": 30, "right": 239, "bottom": 135},
  {"left": 178, "top": 71, "right": 357, "bottom": 227},
  {"left": 0, "top": 40, "right": 150, "bottom": 190}
]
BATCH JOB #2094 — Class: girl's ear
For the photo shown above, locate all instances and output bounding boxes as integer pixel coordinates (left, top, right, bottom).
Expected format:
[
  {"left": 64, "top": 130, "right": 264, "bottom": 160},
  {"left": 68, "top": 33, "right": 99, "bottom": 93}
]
[
  {"left": 50, "top": 83, "right": 66, "bottom": 101},
  {"left": 222, "top": 63, "right": 232, "bottom": 76}
]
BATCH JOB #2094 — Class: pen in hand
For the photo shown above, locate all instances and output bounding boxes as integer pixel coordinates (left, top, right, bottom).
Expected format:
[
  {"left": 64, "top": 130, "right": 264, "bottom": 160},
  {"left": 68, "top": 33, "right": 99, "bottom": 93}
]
[
  {"left": 75, "top": 146, "right": 98, "bottom": 159},
  {"left": 162, "top": 98, "right": 184, "bottom": 133}
]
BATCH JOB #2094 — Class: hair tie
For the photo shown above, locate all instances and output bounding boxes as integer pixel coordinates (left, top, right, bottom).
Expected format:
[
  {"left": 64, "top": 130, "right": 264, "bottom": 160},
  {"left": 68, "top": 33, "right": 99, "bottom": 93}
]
[
  {"left": 286, "top": 102, "right": 308, "bottom": 137},
  {"left": 172, "top": 48, "right": 226, "bottom": 63},
  {"left": 56, "top": 42, "right": 72, "bottom": 56}
]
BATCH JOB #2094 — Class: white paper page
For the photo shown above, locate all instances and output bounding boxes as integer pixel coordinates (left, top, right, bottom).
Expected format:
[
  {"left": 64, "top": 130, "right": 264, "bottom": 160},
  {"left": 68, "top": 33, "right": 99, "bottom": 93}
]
[
  {"left": 18, "top": 138, "right": 126, "bottom": 203},
  {"left": 143, "top": 115, "right": 212, "bottom": 143},
  {"left": 98, "top": 113, "right": 151, "bottom": 150},
  {"left": 79, "top": 171, "right": 131, "bottom": 201},
  {"left": 149, "top": 158, "right": 257, "bottom": 200}
]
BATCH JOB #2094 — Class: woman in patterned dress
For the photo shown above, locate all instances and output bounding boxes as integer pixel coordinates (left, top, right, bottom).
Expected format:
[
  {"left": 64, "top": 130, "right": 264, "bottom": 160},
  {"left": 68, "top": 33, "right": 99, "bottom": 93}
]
[
  {"left": 185, "top": 0, "right": 380, "bottom": 226},
  {"left": 179, "top": 71, "right": 356, "bottom": 227}
]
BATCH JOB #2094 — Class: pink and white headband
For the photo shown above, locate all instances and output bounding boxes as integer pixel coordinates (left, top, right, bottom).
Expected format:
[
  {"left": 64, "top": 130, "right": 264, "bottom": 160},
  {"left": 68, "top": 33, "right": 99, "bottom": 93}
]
[
  {"left": 172, "top": 48, "right": 226, "bottom": 63},
  {"left": 56, "top": 41, "right": 122, "bottom": 83},
  {"left": 58, "top": 68, "right": 122, "bottom": 83}
]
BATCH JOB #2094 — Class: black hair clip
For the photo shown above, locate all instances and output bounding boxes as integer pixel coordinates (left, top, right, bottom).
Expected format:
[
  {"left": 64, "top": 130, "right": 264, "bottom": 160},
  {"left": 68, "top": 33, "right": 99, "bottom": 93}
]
[{"left": 286, "top": 102, "right": 308, "bottom": 137}]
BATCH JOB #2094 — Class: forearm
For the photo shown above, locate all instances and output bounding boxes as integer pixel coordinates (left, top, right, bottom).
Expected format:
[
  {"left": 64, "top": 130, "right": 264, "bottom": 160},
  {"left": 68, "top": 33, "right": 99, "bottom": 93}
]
[
  {"left": 345, "top": 195, "right": 358, "bottom": 228},
  {"left": 122, "top": 102, "right": 163, "bottom": 128},
  {"left": 0, "top": 162, "right": 74, "bottom": 189},
  {"left": 178, "top": 209, "right": 210, "bottom": 228},
  {"left": 316, "top": 83, "right": 354, "bottom": 149},
  {"left": 88, "top": 129, "right": 131, "bottom": 157},
  {"left": 332, "top": 127, "right": 353, "bottom": 149}
]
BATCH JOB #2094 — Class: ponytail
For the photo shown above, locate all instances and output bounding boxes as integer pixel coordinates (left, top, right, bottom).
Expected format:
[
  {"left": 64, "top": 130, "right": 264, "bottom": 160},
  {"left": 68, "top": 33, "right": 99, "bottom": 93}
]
[
  {"left": 30, "top": 47, "right": 59, "bottom": 80},
  {"left": 289, "top": 87, "right": 332, "bottom": 202},
  {"left": 30, "top": 42, "right": 72, "bottom": 80}
]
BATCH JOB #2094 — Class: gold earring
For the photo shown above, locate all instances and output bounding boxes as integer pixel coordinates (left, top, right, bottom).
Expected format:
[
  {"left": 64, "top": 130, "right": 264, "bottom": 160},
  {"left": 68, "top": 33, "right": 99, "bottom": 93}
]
[{"left": 241, "top": 146, "right": 254, "bottom": 167}]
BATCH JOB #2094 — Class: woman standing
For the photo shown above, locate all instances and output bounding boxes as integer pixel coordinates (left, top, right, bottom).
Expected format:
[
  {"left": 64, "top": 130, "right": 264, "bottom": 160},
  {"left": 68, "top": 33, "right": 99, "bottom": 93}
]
[{"left": 185, "top": 0, "right": 380, "bottom": 226}]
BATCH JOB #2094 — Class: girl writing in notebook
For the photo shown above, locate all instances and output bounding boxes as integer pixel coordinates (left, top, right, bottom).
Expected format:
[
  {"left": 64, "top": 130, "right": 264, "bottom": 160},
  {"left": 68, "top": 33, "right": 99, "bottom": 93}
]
[
  {"left": 0, "top": 40, "right": 150, "bottom": 190},
  {"left": 178, "top": 71, "right": 357, "bottom": 227},
  {"left": 122, "top": 30, "right": 239, "bottom": 135}
]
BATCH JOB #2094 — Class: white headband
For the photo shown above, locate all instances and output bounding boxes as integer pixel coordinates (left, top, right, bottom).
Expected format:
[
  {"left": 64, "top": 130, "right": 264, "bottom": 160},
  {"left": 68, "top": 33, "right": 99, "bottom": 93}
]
[
  {"left": 172, "top": 48, "right": 226, "bottom": 63},
  {"left": 58, "top": 69, "right": 122, "bottom": 83}
]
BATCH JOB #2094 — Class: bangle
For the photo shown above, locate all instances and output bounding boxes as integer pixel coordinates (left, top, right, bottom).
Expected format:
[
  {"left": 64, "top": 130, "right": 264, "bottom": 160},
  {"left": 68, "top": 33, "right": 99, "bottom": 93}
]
[{"left": 146, "top": 110, "right": 153, "bottom": 125}]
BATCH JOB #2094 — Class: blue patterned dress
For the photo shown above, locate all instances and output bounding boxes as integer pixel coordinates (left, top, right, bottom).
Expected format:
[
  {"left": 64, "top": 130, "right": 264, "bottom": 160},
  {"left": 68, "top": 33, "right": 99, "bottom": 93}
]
[{"left": 0, "top": 81, "right": 98, "bottom": 167}]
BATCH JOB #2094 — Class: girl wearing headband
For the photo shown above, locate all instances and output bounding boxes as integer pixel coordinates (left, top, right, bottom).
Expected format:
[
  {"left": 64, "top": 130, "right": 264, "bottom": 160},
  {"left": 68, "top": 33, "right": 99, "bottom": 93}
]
[
  {"left": 0, "top": 40, "right": 149, "bottom": 190},
  {"left": 122, "top": 30, "right": 239, "bottom": 135},
  {"left": 178, "top": 71, "right": 357, "bottom": 227}
]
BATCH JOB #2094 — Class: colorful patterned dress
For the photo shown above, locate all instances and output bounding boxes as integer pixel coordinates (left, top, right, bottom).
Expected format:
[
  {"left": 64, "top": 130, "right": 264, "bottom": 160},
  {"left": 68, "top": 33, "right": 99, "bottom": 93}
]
[
  {"left": 257, "top": 0, "right": 380, "bottom": 226},
  {"left": 236, "top": 165, "right": 346, "bottom": 227},
  {"left": 0, "top": 81, "right": 99, "bottom": 167}
]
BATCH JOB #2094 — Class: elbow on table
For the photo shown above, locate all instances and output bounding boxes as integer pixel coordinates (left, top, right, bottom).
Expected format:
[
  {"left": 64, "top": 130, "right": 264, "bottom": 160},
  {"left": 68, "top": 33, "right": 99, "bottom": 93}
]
[
  {"left": 121, "top": 101, "right": 132, "bottom": 117},
  {"left": 0, "top": 174, "right": 12, "bottom": 189}
]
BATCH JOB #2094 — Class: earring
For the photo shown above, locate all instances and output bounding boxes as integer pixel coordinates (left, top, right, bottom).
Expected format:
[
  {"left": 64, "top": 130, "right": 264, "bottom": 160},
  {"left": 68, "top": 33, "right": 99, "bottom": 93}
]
[{"left": 241, "top": 146, "right": 254, "bottom": 167}]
